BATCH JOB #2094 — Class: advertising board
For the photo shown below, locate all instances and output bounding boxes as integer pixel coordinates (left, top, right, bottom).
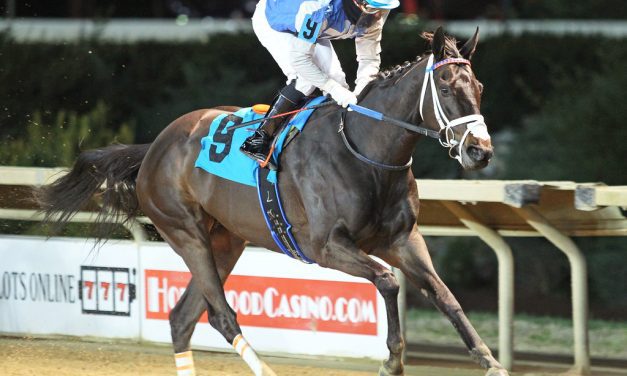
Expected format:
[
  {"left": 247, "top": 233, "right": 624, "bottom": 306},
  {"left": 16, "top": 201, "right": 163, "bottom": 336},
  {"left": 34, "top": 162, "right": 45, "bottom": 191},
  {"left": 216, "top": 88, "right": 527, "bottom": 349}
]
[
  {"left": 0, "top": 236, "right": 140, "bottom": 338},
  {"left": 0, "top": 236, "right": 389, "bottom": 359},
  {"left": 140, "top": 243, "right": 388, "bottom": 358}
]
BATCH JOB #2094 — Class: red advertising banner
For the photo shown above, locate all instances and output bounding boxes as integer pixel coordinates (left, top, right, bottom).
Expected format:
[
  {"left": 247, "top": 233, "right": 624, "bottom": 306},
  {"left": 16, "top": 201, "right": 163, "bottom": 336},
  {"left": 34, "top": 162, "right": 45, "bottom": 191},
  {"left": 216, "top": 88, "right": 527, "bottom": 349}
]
[{"left": 145, "top": 269, "right": 378, "bottom": 335}]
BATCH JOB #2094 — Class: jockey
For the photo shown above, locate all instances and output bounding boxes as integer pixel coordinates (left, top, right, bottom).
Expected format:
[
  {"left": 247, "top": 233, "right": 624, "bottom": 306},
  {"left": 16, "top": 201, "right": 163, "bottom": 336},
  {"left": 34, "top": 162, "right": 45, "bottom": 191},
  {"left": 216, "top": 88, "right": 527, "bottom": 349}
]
[{"left": 240, "top": 0, "right": 400, "bottom": 167}]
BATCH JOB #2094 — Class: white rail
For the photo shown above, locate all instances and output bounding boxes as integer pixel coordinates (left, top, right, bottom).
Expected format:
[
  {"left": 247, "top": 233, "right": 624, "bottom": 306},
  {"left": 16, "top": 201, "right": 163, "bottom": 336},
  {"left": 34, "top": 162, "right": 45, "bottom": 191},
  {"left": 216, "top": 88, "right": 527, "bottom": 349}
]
[{"left": 1, "top": 18, "right": 626, "bottom": 43}]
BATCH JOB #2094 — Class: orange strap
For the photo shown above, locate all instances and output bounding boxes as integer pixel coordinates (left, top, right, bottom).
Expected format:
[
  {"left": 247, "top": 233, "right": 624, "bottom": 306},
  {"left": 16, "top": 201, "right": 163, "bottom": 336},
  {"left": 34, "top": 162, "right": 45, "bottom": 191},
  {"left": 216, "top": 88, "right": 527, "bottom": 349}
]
[{"left": 259, "top": 143, "right": 276, "bottom": 168}]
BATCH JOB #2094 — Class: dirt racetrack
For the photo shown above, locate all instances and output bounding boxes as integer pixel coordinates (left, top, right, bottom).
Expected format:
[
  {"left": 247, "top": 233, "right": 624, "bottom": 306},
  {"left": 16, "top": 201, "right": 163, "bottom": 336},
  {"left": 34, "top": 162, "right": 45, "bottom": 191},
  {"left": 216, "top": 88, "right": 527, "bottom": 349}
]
[
  {"left": 0, "top": 336, "right": 494, "bottom": 376},
  {"left": 3, "top": 336, "right": 626, "bottom": 376}
]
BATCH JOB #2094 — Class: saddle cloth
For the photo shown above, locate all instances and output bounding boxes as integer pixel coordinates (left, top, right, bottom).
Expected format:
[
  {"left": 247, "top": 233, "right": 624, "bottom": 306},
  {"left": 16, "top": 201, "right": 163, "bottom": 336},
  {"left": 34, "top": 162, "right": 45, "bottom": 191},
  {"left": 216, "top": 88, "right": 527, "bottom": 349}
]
[
  {"left": 194, "top": 96, "right": 327, "bottom": 264},
  {"left": 194, "top": 96, "right": 327, "bottom": 185}
]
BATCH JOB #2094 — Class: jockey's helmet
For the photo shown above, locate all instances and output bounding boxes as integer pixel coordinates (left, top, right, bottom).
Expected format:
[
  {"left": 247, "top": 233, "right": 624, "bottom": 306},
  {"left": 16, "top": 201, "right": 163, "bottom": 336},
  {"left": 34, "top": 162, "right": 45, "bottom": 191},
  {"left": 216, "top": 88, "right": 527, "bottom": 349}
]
[{"left": 357, "top": 0, "right": 400, "bottom": 13}]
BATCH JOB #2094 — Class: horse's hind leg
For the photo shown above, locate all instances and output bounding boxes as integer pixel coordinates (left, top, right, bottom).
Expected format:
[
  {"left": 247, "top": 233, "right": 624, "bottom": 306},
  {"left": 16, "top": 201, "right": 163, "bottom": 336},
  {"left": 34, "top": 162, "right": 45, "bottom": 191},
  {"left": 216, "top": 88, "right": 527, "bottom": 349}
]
[
  {"left": 169, "top": 279, "right": 206, "bottom": 375},
  {"left": 151, "top": 210, "right": 276, "bottom": 376},
  {"left": 169, "top": 226, "right": 246, "bottom": 374},
  {"left": 383, "top": 228, "right": 508, "bottom": 376}
]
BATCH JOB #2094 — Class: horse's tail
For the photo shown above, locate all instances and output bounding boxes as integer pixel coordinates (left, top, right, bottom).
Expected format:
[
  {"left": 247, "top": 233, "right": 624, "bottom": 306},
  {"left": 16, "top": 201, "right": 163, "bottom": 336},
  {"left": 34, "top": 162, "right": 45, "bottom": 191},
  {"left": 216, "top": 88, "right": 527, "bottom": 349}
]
[{"left": 35, "top": 143, "right": 151, "bottom": 242}]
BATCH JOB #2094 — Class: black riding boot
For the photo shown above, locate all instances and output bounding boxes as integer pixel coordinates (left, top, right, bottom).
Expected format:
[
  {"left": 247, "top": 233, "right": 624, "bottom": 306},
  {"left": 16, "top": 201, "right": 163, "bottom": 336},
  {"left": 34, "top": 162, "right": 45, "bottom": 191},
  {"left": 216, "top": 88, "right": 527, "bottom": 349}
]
[{"left": 240, "top": 83, "right": 305, "bottom": 169}]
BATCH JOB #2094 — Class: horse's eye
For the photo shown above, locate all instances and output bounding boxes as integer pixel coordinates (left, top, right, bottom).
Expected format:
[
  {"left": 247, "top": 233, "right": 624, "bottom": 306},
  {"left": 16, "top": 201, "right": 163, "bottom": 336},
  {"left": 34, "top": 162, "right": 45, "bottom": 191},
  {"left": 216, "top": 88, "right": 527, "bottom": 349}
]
[
  {"left": 440, "top": 87, "right": 451, "bottom": 96},
  {"left": 478, "top": 82, "right": 484, "bottom": 94}
]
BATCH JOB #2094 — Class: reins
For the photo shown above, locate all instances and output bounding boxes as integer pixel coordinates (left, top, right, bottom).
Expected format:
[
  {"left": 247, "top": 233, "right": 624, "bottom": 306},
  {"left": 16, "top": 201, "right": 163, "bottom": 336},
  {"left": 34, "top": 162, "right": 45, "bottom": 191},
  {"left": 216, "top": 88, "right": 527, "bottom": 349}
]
[
  {"left": 338, "top": 110, "right": 413, "bottom": 171},
  {"left": 338, "top": 54, "right": 488, "bottom": 170},
  {"left": 227, "top": 99, "right": 438, "bottom": 171},
  {"left": 226, "top": 99, "right": 439, "bottom": 138},
  {"left": 227, "top": 54, "right": 487, "bottom": 170},
  {"left": 345, "top": 103, "right": 440, "bottom": 139}
]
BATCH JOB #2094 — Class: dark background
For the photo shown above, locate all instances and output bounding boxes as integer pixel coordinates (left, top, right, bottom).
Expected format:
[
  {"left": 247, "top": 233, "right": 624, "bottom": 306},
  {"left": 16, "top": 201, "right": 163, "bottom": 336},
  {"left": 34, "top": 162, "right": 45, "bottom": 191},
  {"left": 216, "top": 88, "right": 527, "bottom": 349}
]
[{"left": 3, "top": 0, "right": 627, "bottom": 19}]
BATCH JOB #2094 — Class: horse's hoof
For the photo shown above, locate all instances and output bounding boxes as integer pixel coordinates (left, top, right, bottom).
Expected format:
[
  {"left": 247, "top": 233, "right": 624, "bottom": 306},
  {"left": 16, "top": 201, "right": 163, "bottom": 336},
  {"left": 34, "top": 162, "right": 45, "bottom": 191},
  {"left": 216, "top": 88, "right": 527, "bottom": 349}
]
[
  {"left": 485, "top": 367, "right": 509, "bottom": 376},
  {"left": 378, "top": 363, "right": 403, "bottom": 376}
]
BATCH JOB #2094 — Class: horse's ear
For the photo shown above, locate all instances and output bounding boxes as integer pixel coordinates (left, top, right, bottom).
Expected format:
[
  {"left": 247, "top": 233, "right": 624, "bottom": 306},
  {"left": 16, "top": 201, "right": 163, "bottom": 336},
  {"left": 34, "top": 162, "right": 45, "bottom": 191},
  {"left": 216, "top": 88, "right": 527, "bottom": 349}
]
[
  {"left": 459, "top": 27, "right": 480, "bottom": 60},
  {"left": 432, "top": 27, "right": 446, "bottom": 61}
]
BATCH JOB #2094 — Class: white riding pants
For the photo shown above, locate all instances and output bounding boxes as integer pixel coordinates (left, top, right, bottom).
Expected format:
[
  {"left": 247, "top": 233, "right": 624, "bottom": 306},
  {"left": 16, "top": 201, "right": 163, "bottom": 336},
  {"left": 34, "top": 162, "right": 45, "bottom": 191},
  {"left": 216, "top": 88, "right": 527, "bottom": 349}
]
[{"left": 252, "top": 0, "right": 348, "bottom": 95}]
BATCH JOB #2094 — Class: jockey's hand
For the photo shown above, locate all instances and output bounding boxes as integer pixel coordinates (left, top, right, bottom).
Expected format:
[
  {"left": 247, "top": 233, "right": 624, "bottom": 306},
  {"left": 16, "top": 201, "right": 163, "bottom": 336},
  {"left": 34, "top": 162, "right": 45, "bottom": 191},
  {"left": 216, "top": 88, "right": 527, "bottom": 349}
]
[{"left": 323, "top": 80, "right": 357, "bottom": 108}]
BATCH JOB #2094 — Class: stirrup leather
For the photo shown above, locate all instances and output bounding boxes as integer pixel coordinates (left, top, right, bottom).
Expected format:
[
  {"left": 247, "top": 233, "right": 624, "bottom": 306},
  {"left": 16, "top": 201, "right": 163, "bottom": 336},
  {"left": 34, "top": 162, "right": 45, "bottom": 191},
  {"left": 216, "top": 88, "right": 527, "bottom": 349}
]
[{"left": 241, "top": 88, "right": 304, "bottom": 170}]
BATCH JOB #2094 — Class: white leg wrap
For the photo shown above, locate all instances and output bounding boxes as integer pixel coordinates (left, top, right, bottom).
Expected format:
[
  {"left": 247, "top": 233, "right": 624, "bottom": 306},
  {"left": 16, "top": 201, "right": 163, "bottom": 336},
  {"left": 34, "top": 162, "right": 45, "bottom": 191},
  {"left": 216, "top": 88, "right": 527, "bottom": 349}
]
[
  {"left": 233, "top": 334, "right": 264, "bottom": 376},
  {"left": 174, "top": 351, "right": 196, "bottom": 376}
]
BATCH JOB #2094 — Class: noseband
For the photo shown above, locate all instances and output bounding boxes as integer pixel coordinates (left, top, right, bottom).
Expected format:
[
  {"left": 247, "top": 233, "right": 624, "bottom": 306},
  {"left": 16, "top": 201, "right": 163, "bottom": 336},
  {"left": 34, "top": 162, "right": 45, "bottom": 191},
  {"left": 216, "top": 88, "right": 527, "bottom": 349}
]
[{"left": 419, "top": 55, "right": 489, "bottom": 164}]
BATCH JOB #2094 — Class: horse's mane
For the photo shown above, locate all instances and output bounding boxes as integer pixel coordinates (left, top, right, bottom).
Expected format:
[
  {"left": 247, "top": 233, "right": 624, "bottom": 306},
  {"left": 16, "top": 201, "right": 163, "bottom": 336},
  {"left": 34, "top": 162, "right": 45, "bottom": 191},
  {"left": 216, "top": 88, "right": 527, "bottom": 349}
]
[{"left": 358, "top": 32, "right": 461, "bottom": 98}]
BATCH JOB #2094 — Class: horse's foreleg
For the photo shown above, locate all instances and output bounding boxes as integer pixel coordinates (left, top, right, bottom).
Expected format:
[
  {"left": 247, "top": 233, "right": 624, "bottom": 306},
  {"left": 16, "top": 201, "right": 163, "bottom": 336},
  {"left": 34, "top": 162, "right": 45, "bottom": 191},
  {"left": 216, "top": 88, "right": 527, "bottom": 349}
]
[
  {"left": 388, "top": 228, "right": 508, "bottom": 376},
  {"left": 316, "top": 227, "right": 404, "bottom": 376}
]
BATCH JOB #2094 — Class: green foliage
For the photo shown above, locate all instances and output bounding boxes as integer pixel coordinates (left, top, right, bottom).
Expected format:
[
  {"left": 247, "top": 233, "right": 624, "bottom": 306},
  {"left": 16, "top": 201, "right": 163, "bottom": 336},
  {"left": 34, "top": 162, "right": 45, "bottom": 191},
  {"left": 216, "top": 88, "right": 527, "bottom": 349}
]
[
  {"left": 471, "top": 34, "right": 605, "bottom": 133},
  {"left": 2, "top": 28, "right": 625, "bottom": 147},
  {"left": 512, "top": 0, "right": 627, "bottom": 19},
  {"left": 500, "top": 49, "right": 627, "bottom": 184},
  {"left": 411, "top": 140, "right": 463, "bottom": 179},
  {"left": 582, "top": 238, "right": 627, "bottom": 310},
  {"left": 430, "top": 237, "right": 498, "bottom": 288},
  {"left": 0, "top": 102, "right": 134, "bottom": 167},
  {"left": 0, "top": 33, "right": 281, "bottom": 142}
]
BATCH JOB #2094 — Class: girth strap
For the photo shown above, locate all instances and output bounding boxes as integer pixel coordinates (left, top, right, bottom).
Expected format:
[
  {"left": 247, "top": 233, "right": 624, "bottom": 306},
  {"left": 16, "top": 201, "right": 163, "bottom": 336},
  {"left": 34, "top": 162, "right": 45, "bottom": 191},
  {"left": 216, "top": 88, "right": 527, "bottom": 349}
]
[{"left": 256, "top": 167, "right": 314, "bottom": 264}]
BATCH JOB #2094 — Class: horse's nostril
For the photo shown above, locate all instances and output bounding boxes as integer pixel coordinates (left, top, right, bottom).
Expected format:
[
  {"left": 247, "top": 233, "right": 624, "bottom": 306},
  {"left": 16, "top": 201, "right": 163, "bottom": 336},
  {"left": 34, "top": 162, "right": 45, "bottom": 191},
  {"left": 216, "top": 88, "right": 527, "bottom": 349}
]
[
  {"left": 468, "top": 145, "right": 492, "bottom": 162},
  {"left": 467, "top": 146, "right": 483, "bottom": 160}
]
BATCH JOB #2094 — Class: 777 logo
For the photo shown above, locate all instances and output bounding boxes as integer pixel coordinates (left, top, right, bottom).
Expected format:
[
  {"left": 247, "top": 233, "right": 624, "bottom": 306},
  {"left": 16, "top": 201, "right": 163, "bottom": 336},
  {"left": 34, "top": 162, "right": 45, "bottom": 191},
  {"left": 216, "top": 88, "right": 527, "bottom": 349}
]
[{"left": 79, "top": 266, "right": 136, "bottom": 316}]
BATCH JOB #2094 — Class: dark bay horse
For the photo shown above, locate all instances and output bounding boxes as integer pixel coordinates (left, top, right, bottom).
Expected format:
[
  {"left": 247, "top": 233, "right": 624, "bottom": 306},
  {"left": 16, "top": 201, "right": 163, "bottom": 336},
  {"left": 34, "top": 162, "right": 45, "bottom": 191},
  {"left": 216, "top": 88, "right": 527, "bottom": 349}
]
[{"left": 37, "top": 28, "right": 506, "bottom": 376}]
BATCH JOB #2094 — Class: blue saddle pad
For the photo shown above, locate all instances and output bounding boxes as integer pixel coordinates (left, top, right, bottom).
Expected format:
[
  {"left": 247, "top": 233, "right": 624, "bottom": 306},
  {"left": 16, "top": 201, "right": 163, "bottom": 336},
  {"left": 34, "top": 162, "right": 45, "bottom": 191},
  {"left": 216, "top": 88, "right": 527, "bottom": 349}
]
[{"left": 195, "top": 96, "right": 327, "bottom": 186}]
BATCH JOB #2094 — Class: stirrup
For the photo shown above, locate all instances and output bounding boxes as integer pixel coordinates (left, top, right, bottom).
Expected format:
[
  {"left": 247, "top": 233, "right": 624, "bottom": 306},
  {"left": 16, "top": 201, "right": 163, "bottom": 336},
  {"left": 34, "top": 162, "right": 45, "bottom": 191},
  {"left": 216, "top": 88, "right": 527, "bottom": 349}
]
[
  {"left": 242, "top": 130, "right": 270, "bottom": 150},
  {"left": 240, "top": 147, "right": 277, "bottom": 171}
]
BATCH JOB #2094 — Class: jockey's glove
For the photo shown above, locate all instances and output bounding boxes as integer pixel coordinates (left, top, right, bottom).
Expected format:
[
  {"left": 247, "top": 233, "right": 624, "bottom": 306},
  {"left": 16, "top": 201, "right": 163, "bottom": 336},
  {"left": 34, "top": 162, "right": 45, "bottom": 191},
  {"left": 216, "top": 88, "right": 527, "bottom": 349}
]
[
  {"left": 353, "top": 81, "right": 369, "bottom": 97},
  {"left": 322, "top": 80, "right": 358, "bottom": 108}
]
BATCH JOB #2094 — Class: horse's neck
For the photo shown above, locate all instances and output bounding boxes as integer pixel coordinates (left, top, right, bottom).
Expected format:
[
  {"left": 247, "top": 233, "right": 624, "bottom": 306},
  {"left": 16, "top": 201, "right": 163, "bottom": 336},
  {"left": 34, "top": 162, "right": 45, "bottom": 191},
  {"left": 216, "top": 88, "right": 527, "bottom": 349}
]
[{"left": 346, "top": 65, "right": 426, "bottom": 168}]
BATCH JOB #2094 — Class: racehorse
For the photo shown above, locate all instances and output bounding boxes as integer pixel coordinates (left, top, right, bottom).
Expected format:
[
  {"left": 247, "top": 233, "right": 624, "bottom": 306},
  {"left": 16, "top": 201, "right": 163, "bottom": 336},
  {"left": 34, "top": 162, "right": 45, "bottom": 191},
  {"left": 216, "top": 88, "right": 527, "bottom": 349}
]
[{"left": 36, "top": 27, "right": 507, "bottom": 376}]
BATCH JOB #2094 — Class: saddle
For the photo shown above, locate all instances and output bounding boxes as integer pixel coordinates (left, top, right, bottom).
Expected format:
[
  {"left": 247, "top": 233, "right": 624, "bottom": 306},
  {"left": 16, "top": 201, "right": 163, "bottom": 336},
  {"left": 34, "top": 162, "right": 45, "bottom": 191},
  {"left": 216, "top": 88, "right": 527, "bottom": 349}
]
[{"left": 195, "top": 96, "right": 328, "bottom": 263}]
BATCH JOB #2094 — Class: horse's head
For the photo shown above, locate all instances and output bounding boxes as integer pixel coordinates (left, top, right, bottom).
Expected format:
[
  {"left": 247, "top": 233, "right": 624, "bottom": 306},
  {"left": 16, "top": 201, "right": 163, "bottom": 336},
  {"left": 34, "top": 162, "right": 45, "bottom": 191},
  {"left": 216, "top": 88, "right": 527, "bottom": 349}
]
[{"left": 419, "top": 27, "right": 492, "bottom": 170}]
